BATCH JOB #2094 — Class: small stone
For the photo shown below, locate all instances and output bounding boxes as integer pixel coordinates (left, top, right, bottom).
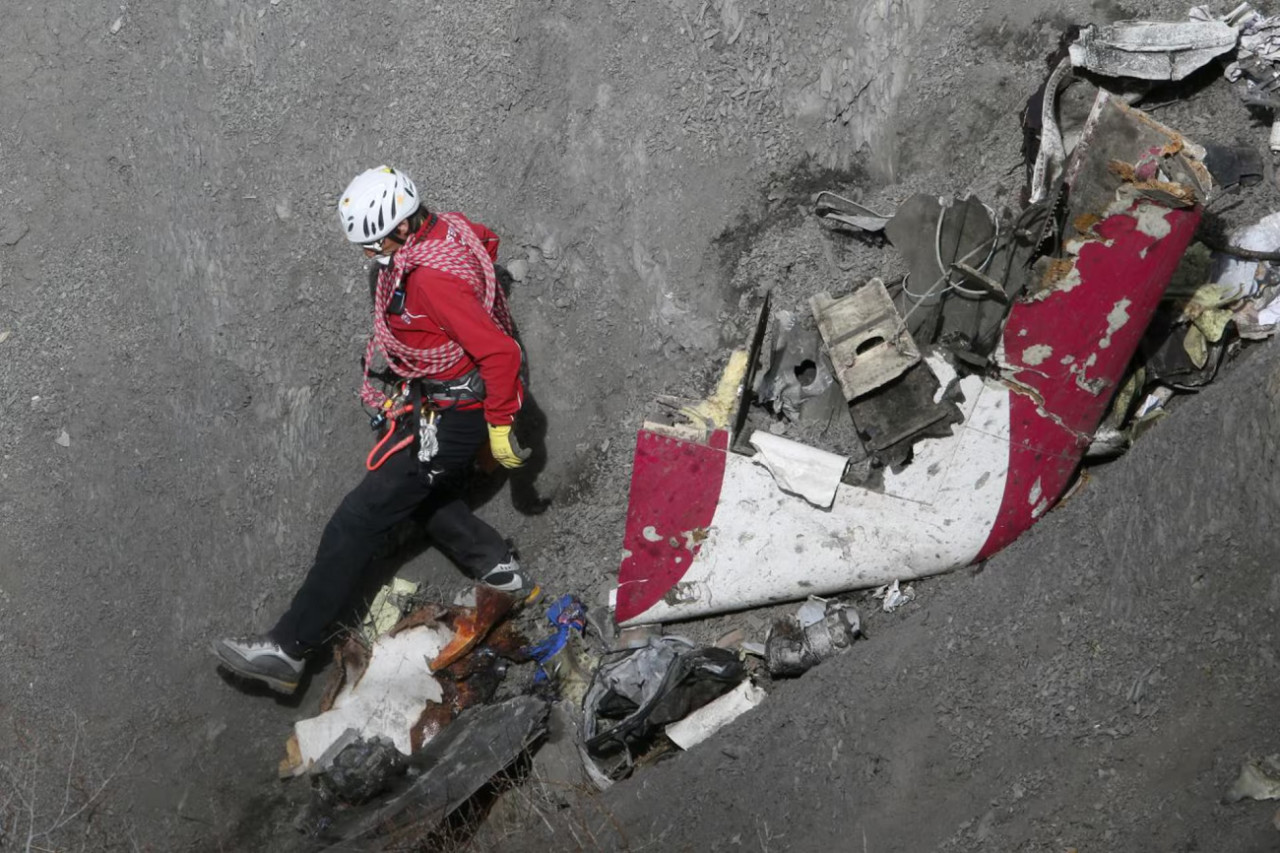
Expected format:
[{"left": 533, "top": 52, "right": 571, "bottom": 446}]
[
  {"left": 506, "top": 259, "right": 529, "bottom": 282},
  {"left": 109, "top": 16, "right": 123, "bottom": 33},
  {"left": 274, "top": 198, "right": 291, "bottom": 220},
  {"left": 0, "top": 219, "right": 27, "bottom": 247},
  {"left": 540, "top": 235, "right": 559, "bottom": 261},
  {"left": 55, "top": 429, "right": 71, "bottom": 448},
  {"left": 0, "top": 330, "right": 10, "bottom": 344}
]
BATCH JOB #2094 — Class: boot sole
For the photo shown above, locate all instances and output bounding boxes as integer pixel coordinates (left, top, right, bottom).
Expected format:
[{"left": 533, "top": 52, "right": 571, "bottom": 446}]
[{"left": 210, "top": 642, "right": 300, "bottom": 695}]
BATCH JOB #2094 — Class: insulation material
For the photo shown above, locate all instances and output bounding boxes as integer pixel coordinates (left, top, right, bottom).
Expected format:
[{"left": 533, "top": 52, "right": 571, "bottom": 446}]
[
  {"left": 285, "top": 624, "right": 452, "bottom": 777},
  {"left": 747, "top": 431, "right": 848, "bottom": 509}
]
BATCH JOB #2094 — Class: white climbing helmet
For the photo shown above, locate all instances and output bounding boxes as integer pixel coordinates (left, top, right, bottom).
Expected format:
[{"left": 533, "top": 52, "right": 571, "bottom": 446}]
[{"left": 336, "top": 166, "right": 421, "bottom": 244}]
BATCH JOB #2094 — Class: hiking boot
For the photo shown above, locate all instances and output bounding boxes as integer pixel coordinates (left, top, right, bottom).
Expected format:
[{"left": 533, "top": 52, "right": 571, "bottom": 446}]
[
  {"left": 211, "top": 635, "right": 304, "bottom": 695},
  {"left": 479, "top": 556, "right": 526, "bottom": 593}
]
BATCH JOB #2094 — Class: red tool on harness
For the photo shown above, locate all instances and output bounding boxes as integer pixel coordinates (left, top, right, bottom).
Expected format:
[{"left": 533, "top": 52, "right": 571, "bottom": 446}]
[{"left": 366, "top": 394, "right": 416, "bottom": 471}]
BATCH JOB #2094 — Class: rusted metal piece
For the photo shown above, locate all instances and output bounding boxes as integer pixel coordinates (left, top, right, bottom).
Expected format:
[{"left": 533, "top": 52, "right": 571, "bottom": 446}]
[{"left": 428, "top": 587, "right": 517, "bottom": 673}]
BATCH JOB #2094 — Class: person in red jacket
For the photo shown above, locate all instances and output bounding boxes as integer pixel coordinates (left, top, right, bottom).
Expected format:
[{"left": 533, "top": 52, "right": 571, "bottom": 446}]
[{"left": 212, "top": 166, "right": 530, "bottom": 695}]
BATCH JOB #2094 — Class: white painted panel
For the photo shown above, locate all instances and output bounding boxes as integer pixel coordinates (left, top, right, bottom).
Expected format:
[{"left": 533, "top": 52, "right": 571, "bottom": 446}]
[{"left": 623, "top": 377, "right": 1012, "bottom": 624}]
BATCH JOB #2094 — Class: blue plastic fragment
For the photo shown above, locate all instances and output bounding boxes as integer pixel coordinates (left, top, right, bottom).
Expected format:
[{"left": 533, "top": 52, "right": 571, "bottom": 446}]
[{"left": 523, "top": 594, "right": 587, "bottom": 683}]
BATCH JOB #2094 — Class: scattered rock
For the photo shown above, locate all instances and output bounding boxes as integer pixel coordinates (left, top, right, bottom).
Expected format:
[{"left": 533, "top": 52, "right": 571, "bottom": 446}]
[
  {"left": 506, "top": 259, "right": 529, "bottom": 282},
  {"left": 0, "top": 330, "right": 10, "bottom": 344},
  {"left": 0, "top": 219, "right": 27, "bottom": 247},
  {"left": 109, "top": 16, "right": 123, "bottom": 34},
  {"left": 56, "top": 429, "right": 71, "bottom": 447}
]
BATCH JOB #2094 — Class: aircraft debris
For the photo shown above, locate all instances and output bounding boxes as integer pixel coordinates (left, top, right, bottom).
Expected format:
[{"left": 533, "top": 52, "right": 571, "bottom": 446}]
[
  {"left": 1068, "top": 20, "right": 1238, "bottom": 80},
  {"left": 582, "top": 636, "right": 745, "bottom": 779},
  {"left": 613, "top": 89, "right": 1212, "bottom": 626},
  {"left": 764, "top": 596, "right": 861, "bottom": 677},
  {"left": 1225, "top": 755, "right": 1280, "bottom": 803},
  {"left": 665, "top": 679, "right": 768, "bottom": 749}
]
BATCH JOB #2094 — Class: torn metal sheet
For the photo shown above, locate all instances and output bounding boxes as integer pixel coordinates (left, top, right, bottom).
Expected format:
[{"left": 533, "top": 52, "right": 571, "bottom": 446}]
[
  {"left": 615, "top": 371, "right": 1011, "bottom": 624},
  {"left": 873, "top": 579, "right": 916, "bottom": 612},
  {"left": 755, "top": 309, "right": 843, "bottom": 423},
  {"left": 1212, "top": 210, "right": 1280, "bottom": 298},
  {"left": 1029, "top": 58, "right": 1075, "bottom": 204},
  {"left": 747, "top": 431, "right": 847, "bottom": 509},
  {"left": 665, "top": 680, "right": 767, "bottom": 750},
  {"left": 814, "top": 191, "right": 891, "bottom": 232},
  {"left": 812, "top": 281, "right": 921, "bottom": 400},
  {"left": 614, "top": 95, "right": 1207, "bottom": 625},
  {"left": 1069, "top": 20, "right": 1238, "bottom": 81},
  {"left": 322, "top": 696, "right": 549, "bottom": 845}
]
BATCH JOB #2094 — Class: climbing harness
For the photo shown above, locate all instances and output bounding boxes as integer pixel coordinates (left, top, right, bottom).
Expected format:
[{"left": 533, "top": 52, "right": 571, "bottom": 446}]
[{"left": 358, "top": 212, "right": 513, "bottom": 410}]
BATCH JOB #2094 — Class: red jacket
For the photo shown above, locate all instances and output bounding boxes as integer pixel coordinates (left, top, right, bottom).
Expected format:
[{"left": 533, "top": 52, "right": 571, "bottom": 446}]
[{"left": 384, "top": 213, "right": 523, "bottom": 426}]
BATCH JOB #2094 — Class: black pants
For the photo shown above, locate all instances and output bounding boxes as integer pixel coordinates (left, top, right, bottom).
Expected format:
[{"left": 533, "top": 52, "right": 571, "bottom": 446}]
[{"left": 269, "top": 408, "right": 508, "bottom": 656}]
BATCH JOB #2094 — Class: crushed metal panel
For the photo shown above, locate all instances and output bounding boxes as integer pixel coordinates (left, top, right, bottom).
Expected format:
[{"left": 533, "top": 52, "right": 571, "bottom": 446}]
[
  {"left": 812, "top": 280, "right": 921, "bottom": 401},
  {"left": 1063, "top": 92, "right": 1211, "bottom": 217},
  {"left": 1069, "top": 20, "right": 1239, "bottom": 81}
]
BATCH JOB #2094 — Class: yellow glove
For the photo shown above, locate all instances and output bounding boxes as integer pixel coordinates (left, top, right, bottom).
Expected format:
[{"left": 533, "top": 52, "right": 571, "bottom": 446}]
[{"left": 488, "top": 424, "right": 531, "bottom": 469}]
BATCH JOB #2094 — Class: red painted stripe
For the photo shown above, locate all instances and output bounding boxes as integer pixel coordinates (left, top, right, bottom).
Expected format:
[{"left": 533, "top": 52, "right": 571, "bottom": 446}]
[
  {"left": 978, "top": 204, "right": 1201, "bottom": 559},
  {"left": 614, "top": 429, "right": 728, "bottom": 623}
]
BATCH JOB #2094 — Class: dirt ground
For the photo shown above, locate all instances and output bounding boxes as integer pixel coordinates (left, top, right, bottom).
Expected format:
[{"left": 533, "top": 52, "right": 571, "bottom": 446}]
[{"left": 2, "top": 0, "right": 1278, "bottom": 849}]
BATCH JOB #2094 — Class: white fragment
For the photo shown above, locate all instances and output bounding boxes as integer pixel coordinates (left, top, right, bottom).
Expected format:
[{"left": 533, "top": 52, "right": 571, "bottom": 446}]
[
  {"left": 665, "top": 680, "right": 767, "bottom": 750},
  {"left": 873, "top": 579, "right": 915, "bottom": 612},
  {"left": 109, "top": 16, "right": 123, "bottom": 33},
  {"left": 55, "top": 429, "right": 71, "bottom": 448},
  {"left": 0, "top": 330, "right": 10, "bottom": 344},
  {"left": 748, "top": 431, "right": 847, "bottom": 509},
  {"left": 641, "top": 525, "right": 663, "bottom": 543}
]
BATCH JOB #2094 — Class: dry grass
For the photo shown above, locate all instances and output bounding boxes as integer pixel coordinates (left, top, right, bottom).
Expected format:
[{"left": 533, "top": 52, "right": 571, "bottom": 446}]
[{"left": 0, "top": 713, "right": 138, "bottom": 852}]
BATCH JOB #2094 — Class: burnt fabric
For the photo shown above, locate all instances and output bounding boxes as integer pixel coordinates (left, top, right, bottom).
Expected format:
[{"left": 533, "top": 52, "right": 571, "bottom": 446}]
[{"left": 269, "top": 408, "right": 509, "bottom": 656}]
